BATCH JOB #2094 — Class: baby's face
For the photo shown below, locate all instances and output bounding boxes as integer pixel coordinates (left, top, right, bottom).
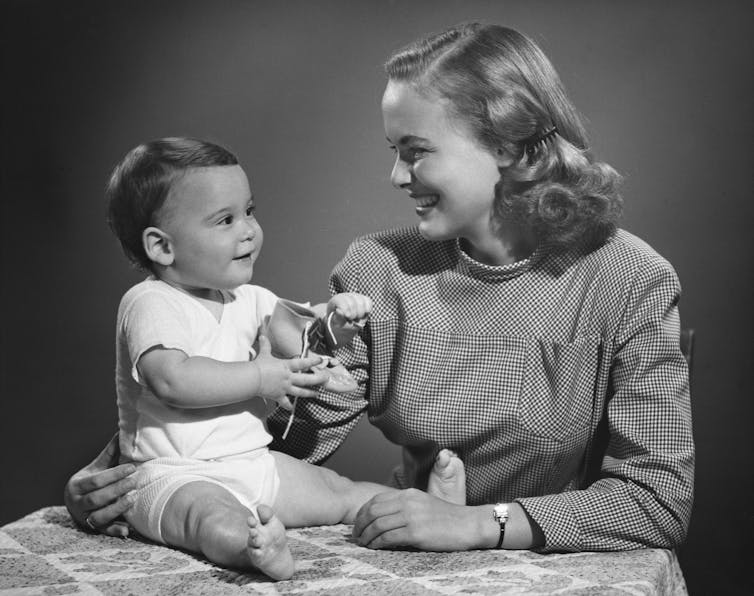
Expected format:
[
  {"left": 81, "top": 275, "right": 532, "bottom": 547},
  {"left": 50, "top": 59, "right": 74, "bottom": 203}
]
[{"left": 158, "top": 165, "right": 263, "bottom": 291}]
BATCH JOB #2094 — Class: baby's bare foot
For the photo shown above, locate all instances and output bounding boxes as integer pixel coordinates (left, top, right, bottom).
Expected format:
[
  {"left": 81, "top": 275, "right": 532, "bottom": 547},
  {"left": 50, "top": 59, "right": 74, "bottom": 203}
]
[
  {"left": 246, "top": 505, "right": 294, "bottom": 581},
  {"left": 427, "top": 449, "right": 466, "bottom": 505}
]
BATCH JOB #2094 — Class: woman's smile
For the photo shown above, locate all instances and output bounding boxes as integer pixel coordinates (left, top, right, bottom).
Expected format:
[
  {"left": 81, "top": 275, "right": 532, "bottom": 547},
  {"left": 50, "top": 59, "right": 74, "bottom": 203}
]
[{"left": 410, "top": 192, "right": 440, "bottom": 213}]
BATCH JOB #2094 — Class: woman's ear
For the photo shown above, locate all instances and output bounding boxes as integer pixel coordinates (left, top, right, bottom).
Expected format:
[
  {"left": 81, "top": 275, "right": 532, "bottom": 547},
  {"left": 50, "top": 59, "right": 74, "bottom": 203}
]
[
  {"left": 495, "top": 148, "right": 515, "bottom": 168},
  {"left": 142, "top": 227, "right": 174, "bottom": 266}
]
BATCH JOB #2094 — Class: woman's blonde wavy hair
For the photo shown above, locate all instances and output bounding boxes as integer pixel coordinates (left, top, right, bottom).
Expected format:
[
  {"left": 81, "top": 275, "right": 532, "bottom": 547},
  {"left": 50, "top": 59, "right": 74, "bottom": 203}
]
[{"left": 385, "top": 23, "right": 623, "bottom": 251}]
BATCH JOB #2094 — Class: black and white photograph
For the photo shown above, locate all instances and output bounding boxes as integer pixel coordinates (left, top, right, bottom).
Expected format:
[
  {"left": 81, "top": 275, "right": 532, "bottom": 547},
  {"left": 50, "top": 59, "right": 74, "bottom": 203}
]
[{"left": 1, "top": 1, "right": 751, "bottom": 593}]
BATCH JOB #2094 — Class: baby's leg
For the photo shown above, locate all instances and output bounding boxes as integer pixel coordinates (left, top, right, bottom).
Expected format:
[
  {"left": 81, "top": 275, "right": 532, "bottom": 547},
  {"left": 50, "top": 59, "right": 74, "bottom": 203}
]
[
  {"left": 271, "top": 451, "right": 394, "bottom": 527},
  {"left": 160, "top": 480, "right": 294, "bottom": 580},
  {"left": 427, "top": 449, "right": 466, "bottom": 505}
]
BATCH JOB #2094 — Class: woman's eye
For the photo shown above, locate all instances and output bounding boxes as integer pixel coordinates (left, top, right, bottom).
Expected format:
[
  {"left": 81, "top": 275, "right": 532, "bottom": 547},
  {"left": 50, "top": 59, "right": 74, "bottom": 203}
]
[{"left": 402, "top": 147, "right": 428, "bottom": 163}]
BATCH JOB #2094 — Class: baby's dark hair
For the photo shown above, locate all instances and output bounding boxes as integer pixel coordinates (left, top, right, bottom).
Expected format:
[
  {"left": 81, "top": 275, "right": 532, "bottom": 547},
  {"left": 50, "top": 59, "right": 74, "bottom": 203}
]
[{"left": 106, "top": 137, "right": 239, "bottom": 270}]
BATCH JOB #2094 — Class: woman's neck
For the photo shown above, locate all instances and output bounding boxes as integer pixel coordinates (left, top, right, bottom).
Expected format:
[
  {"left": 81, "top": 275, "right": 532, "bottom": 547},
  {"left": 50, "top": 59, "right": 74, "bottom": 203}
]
[{"left": 462, "top": 225, "right": 535, "bottom": 266}]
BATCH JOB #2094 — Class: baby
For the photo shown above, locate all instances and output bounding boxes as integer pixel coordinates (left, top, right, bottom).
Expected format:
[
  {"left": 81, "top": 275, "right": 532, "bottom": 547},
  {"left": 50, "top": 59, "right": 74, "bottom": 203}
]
[{"left": 106, "top": 137, "right": 465, "bottom": 579}]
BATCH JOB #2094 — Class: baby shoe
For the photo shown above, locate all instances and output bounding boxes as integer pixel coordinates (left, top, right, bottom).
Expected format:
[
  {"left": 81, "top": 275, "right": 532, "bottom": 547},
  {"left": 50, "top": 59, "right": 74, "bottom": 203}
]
[{"left": 264, "top": 299, "right": 358, "bottom": 393}]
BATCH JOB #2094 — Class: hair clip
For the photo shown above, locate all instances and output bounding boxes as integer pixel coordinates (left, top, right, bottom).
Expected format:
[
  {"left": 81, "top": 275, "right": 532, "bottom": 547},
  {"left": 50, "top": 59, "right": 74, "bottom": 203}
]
[{"left": 524, "top": 125, "right": 558, "bottom": 163}]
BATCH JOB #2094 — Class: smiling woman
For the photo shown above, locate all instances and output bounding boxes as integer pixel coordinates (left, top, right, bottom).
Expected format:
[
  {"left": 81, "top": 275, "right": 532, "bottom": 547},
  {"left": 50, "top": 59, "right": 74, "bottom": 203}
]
[
  {"left": 272, "top": 23, "right": 692, "bottom": 554},
  {"left": 383, "top": 82, "right": 509, "bottom": 261}
]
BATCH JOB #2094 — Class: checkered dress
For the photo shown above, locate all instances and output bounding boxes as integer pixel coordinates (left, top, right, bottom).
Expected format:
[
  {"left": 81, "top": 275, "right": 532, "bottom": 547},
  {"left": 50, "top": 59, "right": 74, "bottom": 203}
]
[{"left": 268, "top": 227, "right": 694, "bottom": 552}]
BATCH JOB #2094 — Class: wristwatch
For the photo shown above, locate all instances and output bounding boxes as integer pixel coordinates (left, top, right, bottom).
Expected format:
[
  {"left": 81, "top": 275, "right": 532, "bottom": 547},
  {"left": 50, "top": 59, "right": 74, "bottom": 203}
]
[{"left": 492, "top": 503, "right": 509, "bottom": 549}]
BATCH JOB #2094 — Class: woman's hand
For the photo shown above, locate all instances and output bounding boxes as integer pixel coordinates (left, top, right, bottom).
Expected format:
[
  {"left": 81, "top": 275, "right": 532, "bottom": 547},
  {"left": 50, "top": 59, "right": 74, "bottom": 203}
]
[
  {"left": 327, "top": 292, "right": 372, "bottom": 347},
  {"left": 63, "top": 433, "right": 137, "bottom": 538},
  {"left": 352, "top": 489, "right": 486, "bottom": 551}
]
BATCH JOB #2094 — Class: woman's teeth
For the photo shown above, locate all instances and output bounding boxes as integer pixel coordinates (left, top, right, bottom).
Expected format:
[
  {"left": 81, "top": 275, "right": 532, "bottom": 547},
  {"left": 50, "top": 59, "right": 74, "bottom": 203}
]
[{"left": 415, "top": 195, "right": 439, "bottom": 208}]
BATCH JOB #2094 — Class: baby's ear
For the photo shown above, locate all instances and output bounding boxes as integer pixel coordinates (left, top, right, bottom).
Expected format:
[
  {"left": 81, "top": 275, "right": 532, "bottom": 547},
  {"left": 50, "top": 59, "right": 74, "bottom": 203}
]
[{"left": 142, "top": 227, "right": 174, "bottom": 266}]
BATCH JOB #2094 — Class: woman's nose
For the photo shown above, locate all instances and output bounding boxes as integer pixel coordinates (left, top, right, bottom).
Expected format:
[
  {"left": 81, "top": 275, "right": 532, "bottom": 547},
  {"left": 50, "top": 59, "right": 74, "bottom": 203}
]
[{"left": 390, "top": 156, "right": 411, "bottom": 189}]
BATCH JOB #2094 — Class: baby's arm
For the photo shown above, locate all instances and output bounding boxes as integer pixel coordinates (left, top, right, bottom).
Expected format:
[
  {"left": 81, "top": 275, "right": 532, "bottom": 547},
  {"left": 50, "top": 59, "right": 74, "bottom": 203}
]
[{"left": 137, "top": 336, "right": 328, "bottom": 410}]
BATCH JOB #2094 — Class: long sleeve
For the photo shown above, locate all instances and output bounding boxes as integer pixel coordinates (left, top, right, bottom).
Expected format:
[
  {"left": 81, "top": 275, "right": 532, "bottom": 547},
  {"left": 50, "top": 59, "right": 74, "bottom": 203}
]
[
  {"left": 517, "top": 256, "right": 695, "bottom": 551},
  {"left": 268, "top": 242, "right": 370, "bottom": 462},
  {"left": 273, "top": 226, "right": 695, "bottom": 552}
]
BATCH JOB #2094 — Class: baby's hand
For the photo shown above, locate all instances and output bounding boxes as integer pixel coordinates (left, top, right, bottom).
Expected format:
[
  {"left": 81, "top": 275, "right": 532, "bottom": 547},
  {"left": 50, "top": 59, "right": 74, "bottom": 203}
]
[
  {"left": 252, "top": 336, "right": 329, "bottom": 409},
  {"left": 326, "top": 293, "right": 372, "bottom": 347}
]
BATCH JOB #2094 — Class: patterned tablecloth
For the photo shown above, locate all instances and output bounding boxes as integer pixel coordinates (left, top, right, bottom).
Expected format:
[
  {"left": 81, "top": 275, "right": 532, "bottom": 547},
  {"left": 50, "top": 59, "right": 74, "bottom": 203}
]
[{"left": 1, "top": 507, "right": 687, "bottom": 595}]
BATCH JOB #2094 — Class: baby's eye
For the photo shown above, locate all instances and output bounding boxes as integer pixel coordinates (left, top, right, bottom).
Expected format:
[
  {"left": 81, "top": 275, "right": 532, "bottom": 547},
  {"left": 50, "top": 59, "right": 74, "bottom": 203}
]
[
  {"left": 219, "top": 215, "right": 233, "bottom": 225},
  {"left": 245, "top": 204, "right": 256, "bottom": 216}
]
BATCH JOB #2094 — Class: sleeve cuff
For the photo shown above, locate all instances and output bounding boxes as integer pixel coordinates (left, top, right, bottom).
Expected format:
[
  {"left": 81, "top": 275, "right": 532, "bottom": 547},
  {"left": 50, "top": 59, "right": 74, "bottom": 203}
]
[{"left": 516, "top": 493, "right": 582, "bottom": 553}]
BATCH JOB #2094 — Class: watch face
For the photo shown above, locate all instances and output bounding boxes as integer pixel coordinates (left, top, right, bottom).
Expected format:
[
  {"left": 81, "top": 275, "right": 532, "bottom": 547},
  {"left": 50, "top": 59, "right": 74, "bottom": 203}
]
[{"left": 493, "top": 504, "right": 509, "bottom": 522}]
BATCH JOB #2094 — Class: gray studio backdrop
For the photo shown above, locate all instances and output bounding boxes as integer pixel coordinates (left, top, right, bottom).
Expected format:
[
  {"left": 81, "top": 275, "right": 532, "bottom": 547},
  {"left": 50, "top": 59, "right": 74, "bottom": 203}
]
[{"left": 2, "top": 1, "right": 752, "bottom": 593}]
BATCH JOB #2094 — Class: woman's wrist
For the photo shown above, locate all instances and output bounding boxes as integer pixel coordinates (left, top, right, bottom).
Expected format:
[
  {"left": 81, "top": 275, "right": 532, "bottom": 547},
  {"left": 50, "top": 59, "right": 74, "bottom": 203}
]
[
  {"left": 468, "top": 504, "right": 501, "bottom": 549},
  {"left": 468, "top": 502, "right": 545, "bottom": 550}
]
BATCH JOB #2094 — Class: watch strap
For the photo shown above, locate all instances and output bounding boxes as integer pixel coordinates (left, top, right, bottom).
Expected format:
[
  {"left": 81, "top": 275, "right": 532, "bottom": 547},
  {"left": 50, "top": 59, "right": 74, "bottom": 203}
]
[{"left": 492, "top": 503, "right": 509, "bottom": 549}]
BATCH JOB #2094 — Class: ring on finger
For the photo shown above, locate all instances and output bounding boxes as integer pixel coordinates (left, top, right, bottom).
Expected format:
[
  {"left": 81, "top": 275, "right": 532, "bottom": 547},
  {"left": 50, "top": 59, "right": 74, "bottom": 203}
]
[{"left": 85, "top": 515, "right": 98, "bottom": 532}]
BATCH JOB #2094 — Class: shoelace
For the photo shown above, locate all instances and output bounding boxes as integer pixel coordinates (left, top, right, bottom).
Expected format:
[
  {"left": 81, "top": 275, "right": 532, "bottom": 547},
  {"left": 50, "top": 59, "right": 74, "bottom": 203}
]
[{"left": 282, "top": 320, "right": 314, "bottom": 440}]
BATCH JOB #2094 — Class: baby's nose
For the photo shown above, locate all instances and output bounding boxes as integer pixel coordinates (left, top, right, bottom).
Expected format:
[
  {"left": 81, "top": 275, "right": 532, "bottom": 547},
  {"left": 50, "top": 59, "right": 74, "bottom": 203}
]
[{"left": 241, "top": 222, "right": 256, "bottom": 240}]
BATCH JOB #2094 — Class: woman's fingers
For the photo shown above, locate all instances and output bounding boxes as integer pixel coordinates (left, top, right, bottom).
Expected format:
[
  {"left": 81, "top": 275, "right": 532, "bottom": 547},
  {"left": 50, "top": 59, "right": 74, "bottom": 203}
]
[
  {"left": 352, "top": 492, "right": 404, "bottom": 536},
  {"left": 352, "top": 489, "right": 466, "bottom": 551},
  {"left": 100, "top": 520, "right": 132, "bottom": 539},
  {"left": 78, "top": 470, "right": 137, "bottom": 511},
  {"left": 73, "top": 463, "right": 136, "bottom": 495},
  {"left": 65, "top": 464, "right": 137, "bottom": 534},
  {"left": 362, "top": 525, "right": 412, "bottom": 550},
  {"left": 84, "top": 492, "right": 136, "bottom": 534},
  {"left": 354, "top": 512, "right": 409, "bottom": 548}
]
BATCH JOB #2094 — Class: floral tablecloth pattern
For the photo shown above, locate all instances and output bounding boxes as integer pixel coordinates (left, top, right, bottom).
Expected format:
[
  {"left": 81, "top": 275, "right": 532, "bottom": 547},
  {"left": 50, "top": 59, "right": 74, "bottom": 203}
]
[{"left": 0, "top": 507, "right": 687, "bottom": 595}]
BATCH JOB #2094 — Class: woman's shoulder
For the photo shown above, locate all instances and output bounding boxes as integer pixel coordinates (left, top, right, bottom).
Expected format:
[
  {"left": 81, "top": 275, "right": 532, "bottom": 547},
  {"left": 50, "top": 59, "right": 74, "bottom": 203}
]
[
  {"left": 581, "top": 229, "right": 680, "bottom": 289},
  {"left": 346, "top": 226, "right": 453, "bottom": 262},
  {"left": 593, "top": 229, "right": 674, "bottom": 269},
  {"left": 351, "top": 226, "right": 427, "bottom": 248},
  {"left": 332, "top": 227, "right": 456, "bottom": 288}
]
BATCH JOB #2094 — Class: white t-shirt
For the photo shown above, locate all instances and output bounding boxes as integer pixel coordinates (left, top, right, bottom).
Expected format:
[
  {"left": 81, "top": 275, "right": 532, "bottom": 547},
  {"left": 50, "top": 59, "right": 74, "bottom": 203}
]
[{"left": 116, "top": 278, "right": 279, "bottom": 462}]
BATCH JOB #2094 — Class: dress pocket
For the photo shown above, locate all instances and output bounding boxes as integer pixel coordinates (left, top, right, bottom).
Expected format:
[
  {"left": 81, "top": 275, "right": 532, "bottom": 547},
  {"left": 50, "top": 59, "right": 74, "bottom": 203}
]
[{"left": 517, "top": 334, "right": 601, "bottom": 441}]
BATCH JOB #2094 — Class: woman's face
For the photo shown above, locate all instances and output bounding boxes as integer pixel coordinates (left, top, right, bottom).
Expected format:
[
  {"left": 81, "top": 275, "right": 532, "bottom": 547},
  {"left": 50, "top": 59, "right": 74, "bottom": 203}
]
[{"left": 381, "top": 80, "right": 505, "bottom": 246}]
